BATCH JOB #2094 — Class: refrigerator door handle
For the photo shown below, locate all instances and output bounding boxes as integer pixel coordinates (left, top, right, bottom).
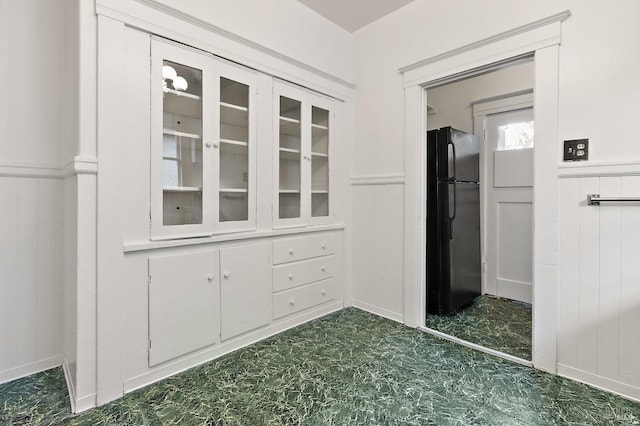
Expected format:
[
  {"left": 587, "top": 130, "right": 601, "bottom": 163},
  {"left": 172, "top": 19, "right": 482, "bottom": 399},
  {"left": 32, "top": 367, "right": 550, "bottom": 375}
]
[
  {"left": 448, "top": 140, "right": 457, "bottom": 180},
  {"left": 449, "top": 182, "right": 456, "bottom": 240}
]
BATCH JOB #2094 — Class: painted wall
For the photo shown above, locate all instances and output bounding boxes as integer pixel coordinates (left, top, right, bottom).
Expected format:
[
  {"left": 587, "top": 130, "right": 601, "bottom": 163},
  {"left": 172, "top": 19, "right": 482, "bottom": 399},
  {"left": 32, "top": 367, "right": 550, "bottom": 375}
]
[
  {"left": 0, "top": 0, "right": 79, "bottom": 382},
  {"left": 153, "top": 0, "right": 353, "bottom": 83},
  {"left": 426, "top": 61, "right": 534, "bottom": 133},
  {"left": 351, "top": 0, "right": 640, "bottom": 399}
]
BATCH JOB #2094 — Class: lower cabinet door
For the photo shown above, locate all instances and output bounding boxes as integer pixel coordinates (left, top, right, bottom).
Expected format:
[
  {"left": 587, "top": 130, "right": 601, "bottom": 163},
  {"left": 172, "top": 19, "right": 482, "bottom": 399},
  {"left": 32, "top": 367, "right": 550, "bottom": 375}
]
[
  {"left": 220, "top": 242, "right": 272, "bottom": 340},
  {"left": 148, "top": 249, "right": 220, "bottom": 366}
]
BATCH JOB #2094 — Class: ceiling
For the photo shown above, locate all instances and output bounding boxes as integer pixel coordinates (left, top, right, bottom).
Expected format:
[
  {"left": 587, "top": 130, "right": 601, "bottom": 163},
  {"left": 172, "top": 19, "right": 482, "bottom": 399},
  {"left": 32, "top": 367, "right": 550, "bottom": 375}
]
[{"left": 297, "top": 0, "right": 416, "bottom": 33}]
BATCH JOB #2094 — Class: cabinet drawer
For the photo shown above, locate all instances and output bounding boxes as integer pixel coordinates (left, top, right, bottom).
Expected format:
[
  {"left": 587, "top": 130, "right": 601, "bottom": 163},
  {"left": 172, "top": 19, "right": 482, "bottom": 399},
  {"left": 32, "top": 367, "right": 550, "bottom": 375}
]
[
  {"left": 273, "top": 255, "right": 336, "bottom": 292},
  {"left": 273, "top": 278, "right": 337, "bottom": 319},
  {"left": 273, "top": 233, "right": 335, "bottom": 264}
]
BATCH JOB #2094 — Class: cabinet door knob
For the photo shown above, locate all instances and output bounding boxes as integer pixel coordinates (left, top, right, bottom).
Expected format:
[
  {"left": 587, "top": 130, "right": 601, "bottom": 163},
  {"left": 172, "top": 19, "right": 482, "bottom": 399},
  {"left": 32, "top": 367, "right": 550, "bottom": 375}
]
[
  {"left": 321, "top": 244, "right": 326, "bottom": 250},
  {"left": 205, "top": 142, "right": 212, "bottom": 148},
  {"left": 321, "top": 289, "right": 326, "bottom": 296},
  {"left": 321, "top": 266, "right": 326, "bottom": 272},
  {"left": 223, "top": 272, "right": 230, "bottom": 279},
  {"left": 289, "top": 299, "right": 295, "bottom": 306},
  {"left": 289, "top": 249, "right": 295, "bottom": 255},
  {"left": 207, "top": 274, "right": 214, "bottom": 282},
  {"left": 288, "top": 273, "right": 294, "bottom": 280},
  {"left": 213, "top": 142, "right": 219, "bottom": 149}
]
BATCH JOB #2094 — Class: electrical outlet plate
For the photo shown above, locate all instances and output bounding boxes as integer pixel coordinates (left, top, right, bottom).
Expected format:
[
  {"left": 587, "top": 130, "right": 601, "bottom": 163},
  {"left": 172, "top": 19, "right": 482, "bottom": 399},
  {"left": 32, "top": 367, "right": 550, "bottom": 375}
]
[{"left": 563, "top": 139, "right": 589, "bottom": 161}]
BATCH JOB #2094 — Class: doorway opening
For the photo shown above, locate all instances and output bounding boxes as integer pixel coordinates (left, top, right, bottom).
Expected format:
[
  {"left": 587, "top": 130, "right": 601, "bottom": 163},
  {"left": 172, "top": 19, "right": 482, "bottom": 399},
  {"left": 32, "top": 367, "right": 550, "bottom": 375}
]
[{"left": 422, "top": 58, "right": 535, "bottom": 362}]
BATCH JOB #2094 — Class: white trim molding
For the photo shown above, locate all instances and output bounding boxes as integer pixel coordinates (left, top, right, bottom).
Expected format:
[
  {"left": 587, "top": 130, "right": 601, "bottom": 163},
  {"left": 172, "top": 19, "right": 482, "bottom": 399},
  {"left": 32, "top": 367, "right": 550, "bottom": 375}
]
[
  {"left": 0, "top": 162, "right": 62, "bottom": 179},
  {"left": 400, "top": 10, "right": 570, "bottom": 88},
  {"left": 0, "top": 356, "right": 63, "bottom": 385},
  {"left": 62, "top": 156, "right": 99, "bottom": 178},
  {"left": 558, "top": 160, "right": 640, "bottom": 178},
  {"left": 558, "top": 364, "right": 640, "bottom": 404},
  {"left": 350, "top": 174, "right": 405, "bottom": 186}
]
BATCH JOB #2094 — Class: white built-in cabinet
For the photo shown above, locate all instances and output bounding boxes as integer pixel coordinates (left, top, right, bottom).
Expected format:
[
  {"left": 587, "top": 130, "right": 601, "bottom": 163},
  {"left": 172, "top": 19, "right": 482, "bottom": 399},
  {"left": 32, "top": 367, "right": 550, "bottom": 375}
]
[
  {"left": 274, "top": 81, "right": 334, "bottom": 227},
  {"left": 151, "top": 38, "right": 257, "bottom": 239},
  {"left": 141, "top": 38, "right": 343, "bottom": 368}
]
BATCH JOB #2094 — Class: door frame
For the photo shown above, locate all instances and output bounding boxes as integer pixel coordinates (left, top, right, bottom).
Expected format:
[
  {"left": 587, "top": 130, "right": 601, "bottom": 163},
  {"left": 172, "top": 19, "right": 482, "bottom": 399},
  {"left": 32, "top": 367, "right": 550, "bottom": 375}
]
[
  {"left": 400, "top": 11, "right": 569, "bottom": 373},
  {"left": 472, "top": 92, "right": 534, "bottom": 298}
]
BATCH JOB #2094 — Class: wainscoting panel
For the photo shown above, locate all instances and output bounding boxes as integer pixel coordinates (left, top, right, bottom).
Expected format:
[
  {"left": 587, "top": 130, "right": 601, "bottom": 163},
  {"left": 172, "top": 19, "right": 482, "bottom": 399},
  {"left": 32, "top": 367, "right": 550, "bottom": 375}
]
[
  {"left": 351, "top": 177, "right": 404, "bottom": 321},
  {"left": 0, "top": 174, "right": 62, "bottom": 383},
  {"left": 558, "top": 171, "right": 640, "bottom": 399}
]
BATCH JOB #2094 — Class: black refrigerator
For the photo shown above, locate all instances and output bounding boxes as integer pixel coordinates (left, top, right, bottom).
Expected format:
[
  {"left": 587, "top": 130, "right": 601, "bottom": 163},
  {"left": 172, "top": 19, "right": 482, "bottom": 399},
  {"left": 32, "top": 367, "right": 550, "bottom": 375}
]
[{"left": 426, "top": 127, "right": 481, "bottom": 315}]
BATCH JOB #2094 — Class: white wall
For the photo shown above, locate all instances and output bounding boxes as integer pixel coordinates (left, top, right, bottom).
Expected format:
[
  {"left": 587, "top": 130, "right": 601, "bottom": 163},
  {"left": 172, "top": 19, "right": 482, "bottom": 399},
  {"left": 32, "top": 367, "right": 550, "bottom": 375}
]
[
  {"left": 351, "top": 0, "right": 640, "bottom": 400},
  {"left": 426, "top": 61, "right": 534, "bottom": 133},
  {"left": 0, "top": 0, "right": 78, "bottom": 383},
  {"left": 153, "top": 0, "right": 353, "bottom": 83}
]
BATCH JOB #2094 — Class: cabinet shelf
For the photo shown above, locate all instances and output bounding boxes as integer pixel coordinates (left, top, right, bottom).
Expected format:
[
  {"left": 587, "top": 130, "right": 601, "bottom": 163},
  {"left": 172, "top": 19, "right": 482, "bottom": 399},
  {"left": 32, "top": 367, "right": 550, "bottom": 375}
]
[
  {"left": 163, "top": 88, "right": 201, "bottom": 100},
  {"left": 279, "top": 189, "right": 300, "bottom": 194},
  {"left": 220, "top": 187, "right": 248, "bottom": 193},
  {"left": 279, "top": 147, "right": 301, "bottom": 161},
  {"left": 311, "top": 190, "right": 328, "bottom": 194},
  {"left": 163, "top": 186, "right": 203, "bottom": 192},
  {"left": 220, "top": 102, "right": 248, "bottom": 112},
  {"left": 163, "top": 129, "right": 202, "bottom": 139},
  {"left": 311, "top": 152, "right": 328, "bottom": 158},
  {"left": 311, "top": 123, "right": 328, "bottom": 130},
  {"left": 280, "top": 116, "right": 300, "bottom": 124}
]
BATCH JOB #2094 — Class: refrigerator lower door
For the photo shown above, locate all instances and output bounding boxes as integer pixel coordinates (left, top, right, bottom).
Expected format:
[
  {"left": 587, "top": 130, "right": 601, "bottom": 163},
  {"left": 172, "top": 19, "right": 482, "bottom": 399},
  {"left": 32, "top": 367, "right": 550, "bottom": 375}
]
[{"left": 447, "top": 182, "right": 481, "bottom": 313}]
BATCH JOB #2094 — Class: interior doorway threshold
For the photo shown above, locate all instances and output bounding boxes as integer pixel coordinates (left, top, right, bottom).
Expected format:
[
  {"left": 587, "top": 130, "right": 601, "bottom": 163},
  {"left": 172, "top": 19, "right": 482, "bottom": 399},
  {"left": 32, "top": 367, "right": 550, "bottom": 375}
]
[{"left": 418, "top": 326, "right": 533, "bottom": 368}]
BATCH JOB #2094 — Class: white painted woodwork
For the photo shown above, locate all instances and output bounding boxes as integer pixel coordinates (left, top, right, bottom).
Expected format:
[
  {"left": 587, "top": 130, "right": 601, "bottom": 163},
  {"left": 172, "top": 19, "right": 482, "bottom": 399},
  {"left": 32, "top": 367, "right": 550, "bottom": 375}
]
[
  {"left": 148, "top": 250, "right": 220, "bottom": 366},
  {"left": 272, "top": 232, "right": 335, "bottom": 264},
  {"left": 273, "top": 278, "right": 337, "bottom": 319},
  {"left": 559, "top": 172, "right": 640, "bottom": 400},
  {"left": 484, "top": 108, "right": 534, "bottom": 304},
  {"left": 351, "top": 181, "right": 404, "bottom": 322},
  {"left": 273, "top": 255, "right": 336, "bottom": 292},
  {"left": 273, "top": 81, "right": 335, "bottom": 228},
  {"left": 0, "top": 176, "right": 62, "bottom": 383},
  {"left": 220, "top": 242, "right": 271, "bottom": 340}
]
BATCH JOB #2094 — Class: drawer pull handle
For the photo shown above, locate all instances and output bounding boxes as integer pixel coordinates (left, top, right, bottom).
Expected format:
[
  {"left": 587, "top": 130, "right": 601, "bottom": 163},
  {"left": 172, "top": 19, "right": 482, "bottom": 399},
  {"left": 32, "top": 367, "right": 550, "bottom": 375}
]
[
  {"left": 289, "top": 249, "right": 295, "bottom": 255},
  {"left": 321, "top": 244, "right": 326, "bottom": 250},
  {"left": 289, "top": 299, "right": 295, "bottom": 306},
  {"left": 321, "top": 289, "right": 326, "bottom": 296},
  {"left": 288, "top": 273, "right": 294, "bottom": 280},
  {"left": 321, "top": 266, "right": 326, "bottom": 272},
  {"left": 223, "top": 272, "right": 230, "bottom": 279},
  {"left": 207, "top": 274, "right": 214, "bottom": 282}
]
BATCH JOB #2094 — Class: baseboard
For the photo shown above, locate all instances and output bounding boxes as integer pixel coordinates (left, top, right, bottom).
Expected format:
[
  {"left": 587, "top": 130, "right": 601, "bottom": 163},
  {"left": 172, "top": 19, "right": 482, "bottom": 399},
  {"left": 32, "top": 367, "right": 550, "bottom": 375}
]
[
  {"left": 123, "top": 301, "right": 344, "bottom": 395},
  {"left": 496, "top": 278, "right": 532, "bottom": 304},
  {"left": 558, "top": 364, "right": 640, "bottom": 403},
  {"left": 62, "top": 359, "right": 77, "bottom": 413},
  {"left": 351, "top": 300, "right": 404, "bottom": 324},
  {"left": 0, "top": 356, "right": 63, "bottom": 385}
]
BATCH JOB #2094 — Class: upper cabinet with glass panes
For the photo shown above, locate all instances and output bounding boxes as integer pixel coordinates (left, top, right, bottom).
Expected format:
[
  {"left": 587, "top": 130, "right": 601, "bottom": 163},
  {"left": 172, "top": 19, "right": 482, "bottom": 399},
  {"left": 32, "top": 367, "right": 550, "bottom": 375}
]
[
  {"left": 150, "top": 39, "right": 257, "bottom": 239},
  {"left": 274, "top": 81, "right": 334, "bottom": 227}
]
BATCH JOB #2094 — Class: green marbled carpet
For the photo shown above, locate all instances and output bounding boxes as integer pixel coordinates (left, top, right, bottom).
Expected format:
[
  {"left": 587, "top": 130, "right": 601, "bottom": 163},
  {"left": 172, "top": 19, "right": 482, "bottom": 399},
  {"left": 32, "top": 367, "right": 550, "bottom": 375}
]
[
  {"left": 425, "top": 295, "right": 532, "bottom": 360},
  {"left": 2, "top": 308, "right": 640, "bottom": 425}
]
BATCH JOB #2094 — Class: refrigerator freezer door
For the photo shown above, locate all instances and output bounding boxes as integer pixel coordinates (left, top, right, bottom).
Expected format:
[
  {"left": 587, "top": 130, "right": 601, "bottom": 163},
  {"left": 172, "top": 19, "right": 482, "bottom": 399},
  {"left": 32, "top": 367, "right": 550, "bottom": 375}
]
[
  {"left": 447, "top": 181, "right": 481, "bottom": 312},
  {"left": 438, "top": 127, "right": 480, "bottom": 182}
]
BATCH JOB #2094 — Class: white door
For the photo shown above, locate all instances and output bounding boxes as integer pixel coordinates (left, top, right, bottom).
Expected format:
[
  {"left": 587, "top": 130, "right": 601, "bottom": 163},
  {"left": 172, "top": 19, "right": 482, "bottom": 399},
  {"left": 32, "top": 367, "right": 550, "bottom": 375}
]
[{"left": 484, "top": 108, "right": 534, "bottom": 303}]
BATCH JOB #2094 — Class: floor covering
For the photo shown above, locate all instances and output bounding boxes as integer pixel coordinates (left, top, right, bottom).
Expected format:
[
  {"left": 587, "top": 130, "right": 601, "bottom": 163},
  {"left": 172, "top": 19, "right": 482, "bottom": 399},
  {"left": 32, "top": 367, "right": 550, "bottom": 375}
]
[
  {"left": 425, "top": 295, "right": 532, "bottom": 360},
  {"left": 1, "top": 308, "right": 639, "bottom": 425}
]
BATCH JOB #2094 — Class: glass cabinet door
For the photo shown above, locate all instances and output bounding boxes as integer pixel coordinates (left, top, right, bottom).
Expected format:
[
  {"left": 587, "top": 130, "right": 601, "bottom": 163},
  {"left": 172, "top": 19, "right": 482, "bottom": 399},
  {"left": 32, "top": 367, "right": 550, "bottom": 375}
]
[
  {"left": 216, "top": 61, "right": 257, "bottom": 232},
  {"left": 219, "top": 77, "right": 249, "bottom": 222},
  {"left": 274, "top": 82, "right": 334, "bottom": 226},
  {"left": 162, "top": 60, "right": 203, "bottom": 225},
  {"left": 311, "top": 105, "right": 330, "bottom": 217},
  {"left": 151, "top": 40, "right": 214, "bottom": 239},
  {"left": 277, "top": 96, "right": 302, "bottom": 219}
]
